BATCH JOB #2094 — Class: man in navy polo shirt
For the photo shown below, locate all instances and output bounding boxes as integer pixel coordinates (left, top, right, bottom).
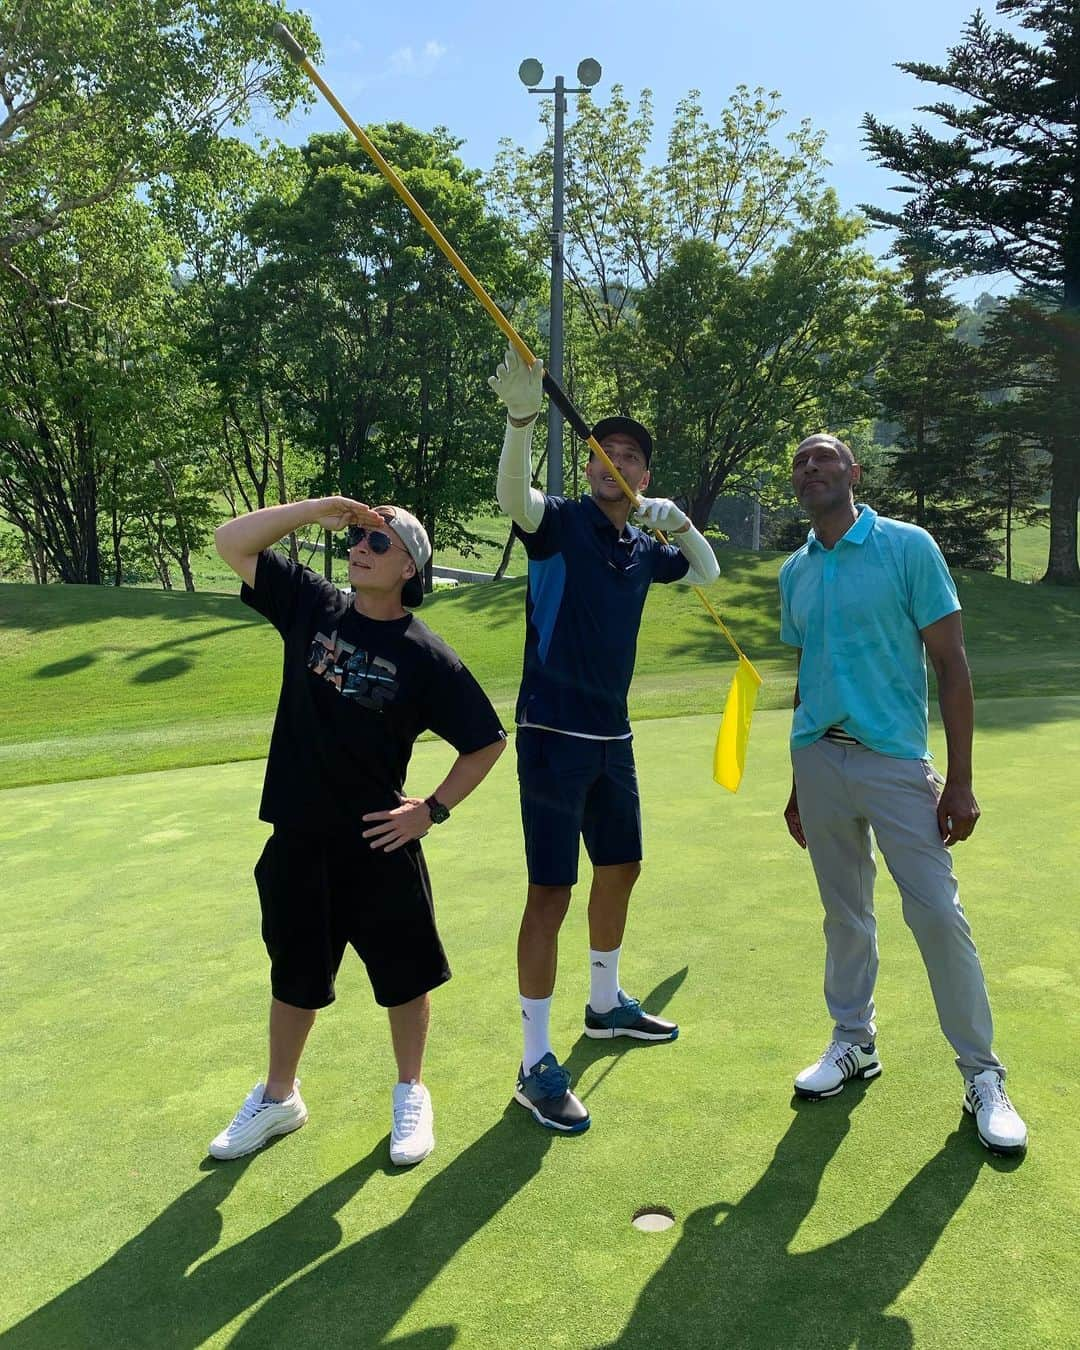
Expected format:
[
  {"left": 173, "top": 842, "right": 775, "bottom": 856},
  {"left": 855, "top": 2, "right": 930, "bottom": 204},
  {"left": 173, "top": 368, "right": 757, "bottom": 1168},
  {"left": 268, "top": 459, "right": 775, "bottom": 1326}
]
[
  {"left": 489, "top": 347, "right": 720, "bottom": 1132},
  {"left": 780, "top": 433, "right": 1027, "bottom": 1156}
]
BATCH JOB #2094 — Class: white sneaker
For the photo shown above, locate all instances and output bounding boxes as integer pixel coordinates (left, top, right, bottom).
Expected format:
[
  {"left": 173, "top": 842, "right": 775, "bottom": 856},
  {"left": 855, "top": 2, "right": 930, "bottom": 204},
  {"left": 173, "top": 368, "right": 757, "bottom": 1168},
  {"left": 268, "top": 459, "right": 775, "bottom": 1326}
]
[
  {"left": 390, "top": 1079, "right": 435, "bottom": 1166},
  {"left": 964, "top": 1070, "right": 1028, "bottom": 1155},
  {"left": 208, "top": 1080, "right": 308, "bottom": 1160},
  {"left": 794, "top": 1040, "right": 882, "bottom": 1100}
]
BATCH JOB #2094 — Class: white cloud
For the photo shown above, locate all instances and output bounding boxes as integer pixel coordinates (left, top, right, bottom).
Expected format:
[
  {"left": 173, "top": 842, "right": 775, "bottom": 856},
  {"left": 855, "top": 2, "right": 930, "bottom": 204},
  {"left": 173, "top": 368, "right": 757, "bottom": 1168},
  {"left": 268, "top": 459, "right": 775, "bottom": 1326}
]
[{"left": 388, "top": 40, "right": 447, "bottom": 78}]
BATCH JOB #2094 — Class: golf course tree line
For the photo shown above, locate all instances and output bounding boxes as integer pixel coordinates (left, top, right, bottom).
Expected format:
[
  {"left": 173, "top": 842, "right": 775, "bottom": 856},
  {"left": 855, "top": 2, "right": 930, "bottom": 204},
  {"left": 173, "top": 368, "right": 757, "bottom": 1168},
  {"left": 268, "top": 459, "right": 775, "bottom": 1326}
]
[
  {"left": 869, "top": 229, "right": 1051, "bottom": 578},
  {"left": 863, "top": 0, "right": 1080, "bottom": 585},
  {"left": 0, "top": 1, "right": 1072, "bottom": 589},
  {"left": 0, "top": 0, "right": 319, "bottom": 586}
]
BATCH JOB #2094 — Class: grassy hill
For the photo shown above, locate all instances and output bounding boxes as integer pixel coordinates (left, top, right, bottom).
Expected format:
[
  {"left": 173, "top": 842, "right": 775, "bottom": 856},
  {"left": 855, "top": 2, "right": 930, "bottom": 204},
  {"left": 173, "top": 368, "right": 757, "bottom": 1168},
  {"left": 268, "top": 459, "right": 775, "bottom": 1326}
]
[{"left": 2, "top": 553, "right": 1078, "bottom": 788}]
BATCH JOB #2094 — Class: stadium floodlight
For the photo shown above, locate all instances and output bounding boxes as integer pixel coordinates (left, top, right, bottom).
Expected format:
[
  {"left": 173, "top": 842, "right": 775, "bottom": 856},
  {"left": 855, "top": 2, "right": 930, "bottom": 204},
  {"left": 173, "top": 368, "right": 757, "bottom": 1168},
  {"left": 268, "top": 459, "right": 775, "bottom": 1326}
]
[
  {"left": 576, "top": 58, "right": 602, "bottom": 87},
  {"left": 518, "top": 58, "right": 544, "bottom": 88}
]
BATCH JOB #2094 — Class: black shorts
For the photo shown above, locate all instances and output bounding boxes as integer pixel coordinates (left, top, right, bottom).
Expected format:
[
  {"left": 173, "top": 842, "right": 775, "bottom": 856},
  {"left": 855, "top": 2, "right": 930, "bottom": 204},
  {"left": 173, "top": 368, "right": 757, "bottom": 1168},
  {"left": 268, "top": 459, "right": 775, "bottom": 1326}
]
[
  {"left": 516, "top": 728, "right": 642, "bottom": 887},
  {"left": 254, "top": 828, "right": 451, "bottom": 1010}
]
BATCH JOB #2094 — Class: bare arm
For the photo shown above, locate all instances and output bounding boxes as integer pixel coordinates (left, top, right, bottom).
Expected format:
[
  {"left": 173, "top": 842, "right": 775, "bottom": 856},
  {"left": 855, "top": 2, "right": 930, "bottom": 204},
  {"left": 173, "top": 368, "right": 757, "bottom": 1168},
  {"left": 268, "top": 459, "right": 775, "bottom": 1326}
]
[
  {"left": 360, "top": 738, "right": 507, "bottom": 852},
  {"left": 215, "top": 497, "right": 384, "bottom": 588},
  {"left": 784, "top": 651, "right": 806, "bottom": 848},
  {"left": 921, "top": 611, "right": 979, "bottom": 845}
]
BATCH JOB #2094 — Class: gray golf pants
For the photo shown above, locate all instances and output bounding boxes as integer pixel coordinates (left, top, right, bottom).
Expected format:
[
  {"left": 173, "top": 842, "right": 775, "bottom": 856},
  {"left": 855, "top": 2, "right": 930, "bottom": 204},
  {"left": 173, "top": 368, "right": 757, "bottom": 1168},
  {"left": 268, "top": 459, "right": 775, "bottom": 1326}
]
[{"left": 792, "top": 737, "right": 1003, "bottom": 1082}]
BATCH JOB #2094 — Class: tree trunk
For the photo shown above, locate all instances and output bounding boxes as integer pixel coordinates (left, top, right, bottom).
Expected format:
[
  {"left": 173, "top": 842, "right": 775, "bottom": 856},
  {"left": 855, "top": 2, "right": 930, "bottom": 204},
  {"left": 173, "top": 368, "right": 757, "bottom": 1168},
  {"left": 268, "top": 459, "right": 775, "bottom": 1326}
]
[
  {"left": 1005, "top": 488, "right": 1013, "bottom": 582},
  {"left": 689, "top": 482, "right": 718, "bottom": 532},
  {"left": 493, "top": 525, "right": 516, "bottom": 580},
  {"left": 1042, "top": 442, "right": 1080, "bottom": 584},
  {"left": 179, "top": 543, "right": 195, "bottom": 592},
  {"left": 24, "top": 527, "right": 46, "bottom": 583},
  {"left": 30, "top": 513, "right": 47, "bottom": 583},
  {"left": 275, "top": 432, "right": 298, "bottom": 563}
]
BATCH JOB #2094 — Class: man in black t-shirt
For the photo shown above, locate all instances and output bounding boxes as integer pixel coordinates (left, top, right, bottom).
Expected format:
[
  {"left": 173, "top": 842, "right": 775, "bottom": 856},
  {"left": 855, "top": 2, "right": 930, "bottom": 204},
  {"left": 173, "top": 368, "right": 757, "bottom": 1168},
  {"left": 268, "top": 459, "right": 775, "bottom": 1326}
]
[{"left": 209, "top": 496, "right": 506, "bottom": 1166}]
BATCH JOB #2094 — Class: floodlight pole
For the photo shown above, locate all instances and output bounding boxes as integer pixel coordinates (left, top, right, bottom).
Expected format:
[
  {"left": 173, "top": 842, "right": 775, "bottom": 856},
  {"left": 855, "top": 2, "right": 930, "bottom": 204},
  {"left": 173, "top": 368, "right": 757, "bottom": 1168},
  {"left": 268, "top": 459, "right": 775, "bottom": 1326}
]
[
  {"left": 549, "top": 74, "right": 566, "bottom": 497},
  {"left": 526, "top": 69, "right": 595, "bottom": 495}
]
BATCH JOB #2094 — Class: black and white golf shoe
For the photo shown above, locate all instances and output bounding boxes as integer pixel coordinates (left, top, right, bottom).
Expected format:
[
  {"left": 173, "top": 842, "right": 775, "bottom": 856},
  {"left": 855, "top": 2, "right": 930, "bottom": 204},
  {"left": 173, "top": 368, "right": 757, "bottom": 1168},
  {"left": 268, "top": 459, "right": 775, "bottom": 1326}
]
[
  {"left": 794, "top": 1040, "right": 882, "bottom": 1100},
  {"left": 963, "top": 1070, "right": 1028, "bottom": 1156}
]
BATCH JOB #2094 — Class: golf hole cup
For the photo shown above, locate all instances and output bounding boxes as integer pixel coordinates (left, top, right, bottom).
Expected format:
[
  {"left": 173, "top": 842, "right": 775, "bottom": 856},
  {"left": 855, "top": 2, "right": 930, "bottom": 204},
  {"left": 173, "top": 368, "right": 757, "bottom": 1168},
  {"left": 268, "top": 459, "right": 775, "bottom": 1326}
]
[{"left": 631, "top": 1205, "right": 676, "bottom": 1232}]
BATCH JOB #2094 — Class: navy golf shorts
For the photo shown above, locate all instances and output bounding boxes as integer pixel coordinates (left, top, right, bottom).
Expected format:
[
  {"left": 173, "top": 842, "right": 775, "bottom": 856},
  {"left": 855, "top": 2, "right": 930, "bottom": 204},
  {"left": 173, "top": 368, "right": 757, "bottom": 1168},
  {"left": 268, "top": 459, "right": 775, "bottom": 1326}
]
[{"left": 516, "top": 727, "right": 642, "bottom": 887}]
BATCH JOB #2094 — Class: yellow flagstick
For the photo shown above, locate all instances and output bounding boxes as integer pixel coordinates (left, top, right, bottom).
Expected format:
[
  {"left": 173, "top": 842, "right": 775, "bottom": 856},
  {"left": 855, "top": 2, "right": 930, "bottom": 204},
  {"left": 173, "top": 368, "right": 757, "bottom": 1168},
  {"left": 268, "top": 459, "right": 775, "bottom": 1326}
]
[{"left": 272, "top": 23, "right": 763, "bottom": 788}]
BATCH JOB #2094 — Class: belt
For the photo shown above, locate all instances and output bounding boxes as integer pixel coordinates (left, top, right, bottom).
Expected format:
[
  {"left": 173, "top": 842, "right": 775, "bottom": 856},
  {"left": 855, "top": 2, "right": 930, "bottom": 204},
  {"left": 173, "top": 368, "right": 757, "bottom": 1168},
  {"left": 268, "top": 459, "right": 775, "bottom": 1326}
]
[{"left": 822, "top": 726, "right": 861, "bottom": 746}]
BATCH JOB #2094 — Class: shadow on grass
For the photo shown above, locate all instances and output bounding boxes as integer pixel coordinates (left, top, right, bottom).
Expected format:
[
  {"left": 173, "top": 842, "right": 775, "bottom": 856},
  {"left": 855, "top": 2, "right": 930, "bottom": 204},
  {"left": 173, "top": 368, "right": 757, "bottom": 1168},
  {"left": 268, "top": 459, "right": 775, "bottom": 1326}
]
[
  {"left": 0, "top": 1136, "right": 390, "bottom": 1350},
  {"left": 425, "top": 574, "right": 527, "bottom": 630},
  {"left": 601, "top": 1082, "right": 1011, "bottom": 1350},
  {"left": 228, "top": 969, "right": 688, "bottom": 1348},
  {"left": 2, "top": 972, "right": 686, "bottom": 1350},
  {"left": 29, "top": 623, "right": 262, "bottom": 686}
]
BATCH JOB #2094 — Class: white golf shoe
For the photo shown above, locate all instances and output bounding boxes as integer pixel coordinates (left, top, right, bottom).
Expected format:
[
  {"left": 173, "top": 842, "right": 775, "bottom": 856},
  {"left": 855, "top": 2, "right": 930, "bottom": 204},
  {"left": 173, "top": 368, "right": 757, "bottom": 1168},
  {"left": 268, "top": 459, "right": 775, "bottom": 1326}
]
[
  {"left": 390, "top": 1079, "right": 435, "bottom": 1166},
  {"left": 794, "top": 1040, "right": 882, "bottom": 1100},
  {"left": 964, "top": 1071, "right": 1028, "bottom": 1155},
  {"left": 208, "top": 1080, "right": 308, "bottom": 1160}
]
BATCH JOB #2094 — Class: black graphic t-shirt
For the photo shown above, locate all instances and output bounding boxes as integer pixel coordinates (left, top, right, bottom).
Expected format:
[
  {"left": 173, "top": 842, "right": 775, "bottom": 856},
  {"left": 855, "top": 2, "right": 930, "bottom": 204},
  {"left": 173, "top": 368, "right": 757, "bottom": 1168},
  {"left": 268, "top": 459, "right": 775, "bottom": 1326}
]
[{"left": 241, "top": 549, "right": 505, "bottom": 831}]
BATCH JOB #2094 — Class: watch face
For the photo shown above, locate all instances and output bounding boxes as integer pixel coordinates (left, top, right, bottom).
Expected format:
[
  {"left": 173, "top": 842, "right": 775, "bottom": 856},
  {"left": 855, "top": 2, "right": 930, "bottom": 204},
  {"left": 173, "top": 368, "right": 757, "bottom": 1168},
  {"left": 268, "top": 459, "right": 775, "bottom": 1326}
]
[{"left": 427, "top": 798, "right": 450, "bottom": 824}]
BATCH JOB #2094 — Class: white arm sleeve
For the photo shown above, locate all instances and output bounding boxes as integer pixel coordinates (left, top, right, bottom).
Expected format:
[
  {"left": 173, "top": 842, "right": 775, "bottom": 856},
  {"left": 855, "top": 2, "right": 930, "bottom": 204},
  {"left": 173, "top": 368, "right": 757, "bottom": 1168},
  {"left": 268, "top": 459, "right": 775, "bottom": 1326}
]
[
  {"left": 496, "top": 417, "right": 546, "bottom": 533},
  {"left": 673, "top": 524, "right": 720, "bottom": 586}
]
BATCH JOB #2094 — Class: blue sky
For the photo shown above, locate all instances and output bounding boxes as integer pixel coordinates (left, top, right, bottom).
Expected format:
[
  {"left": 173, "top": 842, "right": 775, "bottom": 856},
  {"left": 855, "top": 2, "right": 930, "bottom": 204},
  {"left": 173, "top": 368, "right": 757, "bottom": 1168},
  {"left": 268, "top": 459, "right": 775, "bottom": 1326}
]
[{"left": 264, "top": 0, "right": 1015, "bottom": 301}]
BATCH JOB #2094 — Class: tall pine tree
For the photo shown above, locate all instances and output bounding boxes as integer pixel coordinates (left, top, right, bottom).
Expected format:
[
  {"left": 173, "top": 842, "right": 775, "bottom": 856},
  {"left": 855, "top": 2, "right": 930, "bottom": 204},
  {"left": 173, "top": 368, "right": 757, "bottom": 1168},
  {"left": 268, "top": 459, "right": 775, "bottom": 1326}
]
[
  {"left": 863, "top": 0, "right": 1080, "bottom": 585},
  {"left": 873, "top": 232, "right": 993, "bottom": 553}
]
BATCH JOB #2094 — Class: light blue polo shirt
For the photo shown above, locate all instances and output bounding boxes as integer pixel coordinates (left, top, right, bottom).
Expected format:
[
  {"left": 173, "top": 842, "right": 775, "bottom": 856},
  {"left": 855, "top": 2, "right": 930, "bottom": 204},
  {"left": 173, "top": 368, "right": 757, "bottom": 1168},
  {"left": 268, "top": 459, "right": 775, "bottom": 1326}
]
[{"left": 778, "top": 506, "right": 961, "bottom": 759}]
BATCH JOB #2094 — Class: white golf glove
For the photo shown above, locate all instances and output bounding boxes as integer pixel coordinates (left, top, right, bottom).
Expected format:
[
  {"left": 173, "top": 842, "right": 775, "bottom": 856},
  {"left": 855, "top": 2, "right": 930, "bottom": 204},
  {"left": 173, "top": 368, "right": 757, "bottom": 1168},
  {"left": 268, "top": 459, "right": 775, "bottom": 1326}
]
[
  {"left": 488, "top": 346, "right": 543, "bottom": 421},
  {"left": 633, "top": 496, "right": 688, "bottom": 533}
]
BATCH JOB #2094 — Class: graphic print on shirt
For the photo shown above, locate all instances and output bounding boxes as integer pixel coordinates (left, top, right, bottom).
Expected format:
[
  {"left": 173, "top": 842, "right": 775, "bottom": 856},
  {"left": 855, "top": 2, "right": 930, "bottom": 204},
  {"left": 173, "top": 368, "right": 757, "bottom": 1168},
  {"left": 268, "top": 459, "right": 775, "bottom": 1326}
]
[{"left": 307, "top": 629, "right": 400, "bottom": 710}]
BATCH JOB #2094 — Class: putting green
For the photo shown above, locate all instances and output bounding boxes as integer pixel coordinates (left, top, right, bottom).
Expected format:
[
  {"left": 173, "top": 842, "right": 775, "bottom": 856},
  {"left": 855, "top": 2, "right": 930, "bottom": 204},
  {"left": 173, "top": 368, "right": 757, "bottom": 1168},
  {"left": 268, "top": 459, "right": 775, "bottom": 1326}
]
[{"left": 1, "top": 701, "right": 1077, "bottom": 1346}]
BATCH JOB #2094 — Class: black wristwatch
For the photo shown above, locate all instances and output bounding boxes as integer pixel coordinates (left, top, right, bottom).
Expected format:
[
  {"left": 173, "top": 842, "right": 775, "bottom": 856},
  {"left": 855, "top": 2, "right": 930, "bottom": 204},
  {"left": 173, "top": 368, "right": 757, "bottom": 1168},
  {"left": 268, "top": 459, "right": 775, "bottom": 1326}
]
[{"left": 424, "top": 795, "right": 451, "bottom": 825}]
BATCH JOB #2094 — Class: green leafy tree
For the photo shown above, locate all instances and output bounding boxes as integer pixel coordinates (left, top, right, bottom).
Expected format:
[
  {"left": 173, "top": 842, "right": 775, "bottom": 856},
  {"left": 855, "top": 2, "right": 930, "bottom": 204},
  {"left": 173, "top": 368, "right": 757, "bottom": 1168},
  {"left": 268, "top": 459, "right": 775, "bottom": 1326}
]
[
  {"left": 863, "top": 0, "right": 1080, "bottom": 584},
  {"left": 631, "top": 204, "right": 896, "bottom": 524},
  {"left": 0, "top": 0, "right": 314, "bottom": 294},
  {"left": 0, "top": 189, "right": 177, "bottom": 583},
  {"left": 239, "top": 127, "right": 541, "bottom": 583},
  {"left": 159, "top": 138, "right": 310, "bottom": 551},
  {"left": 491, "top": 85, "right": 830, "bottom": 418}
]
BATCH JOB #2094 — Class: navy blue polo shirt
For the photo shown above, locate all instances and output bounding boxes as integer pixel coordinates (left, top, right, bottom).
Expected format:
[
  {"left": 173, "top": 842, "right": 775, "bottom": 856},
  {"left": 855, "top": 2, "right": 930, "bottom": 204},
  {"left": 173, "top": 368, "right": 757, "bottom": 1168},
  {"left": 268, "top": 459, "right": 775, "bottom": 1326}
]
[{"left": 512, "top": 494, "right": 690, "bottom": 737}]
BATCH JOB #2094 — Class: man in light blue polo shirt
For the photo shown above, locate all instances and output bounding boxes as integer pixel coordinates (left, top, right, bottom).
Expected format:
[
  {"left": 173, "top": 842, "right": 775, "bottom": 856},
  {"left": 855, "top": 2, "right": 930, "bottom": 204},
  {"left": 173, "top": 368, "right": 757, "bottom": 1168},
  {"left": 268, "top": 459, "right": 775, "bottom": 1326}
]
[{"left": 779, "top": 433, "right": 1027, "bottom": 1156}]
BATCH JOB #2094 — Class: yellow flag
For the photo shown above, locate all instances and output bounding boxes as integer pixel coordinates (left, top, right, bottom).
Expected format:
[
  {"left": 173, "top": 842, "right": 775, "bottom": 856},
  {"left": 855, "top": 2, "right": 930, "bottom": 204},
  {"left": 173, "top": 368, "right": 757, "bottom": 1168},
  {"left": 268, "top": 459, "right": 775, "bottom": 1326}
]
[{"left": 713, "top": 653, "right": 763, "bottom": 793}]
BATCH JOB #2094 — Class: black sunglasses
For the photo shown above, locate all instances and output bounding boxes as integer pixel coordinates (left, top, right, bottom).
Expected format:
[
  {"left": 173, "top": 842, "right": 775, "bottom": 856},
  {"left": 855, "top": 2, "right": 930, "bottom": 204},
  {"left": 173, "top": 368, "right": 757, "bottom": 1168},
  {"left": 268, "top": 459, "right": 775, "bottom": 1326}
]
[{"left": 346, "top": 525, "right": 397, "bottom": 554}]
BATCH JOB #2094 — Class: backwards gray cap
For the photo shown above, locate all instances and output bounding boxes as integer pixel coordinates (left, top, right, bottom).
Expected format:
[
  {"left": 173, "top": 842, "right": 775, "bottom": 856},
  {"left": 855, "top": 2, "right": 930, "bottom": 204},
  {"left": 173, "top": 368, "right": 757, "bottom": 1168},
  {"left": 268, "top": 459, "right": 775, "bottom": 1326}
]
[{"left": 374, "top": 505, "right": 431, "bottom": 608}]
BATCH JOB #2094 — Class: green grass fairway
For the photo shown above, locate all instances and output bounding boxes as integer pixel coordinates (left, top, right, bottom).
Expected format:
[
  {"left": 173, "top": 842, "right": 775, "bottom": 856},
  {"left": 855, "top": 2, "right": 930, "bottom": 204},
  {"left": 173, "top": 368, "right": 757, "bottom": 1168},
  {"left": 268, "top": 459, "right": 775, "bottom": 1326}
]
[
  {"left": 2, "top": 704, "right": 1078, "bottom": 1348},
  {"left": 3, "top": 558, "right": 1079, "bottom": 788}
]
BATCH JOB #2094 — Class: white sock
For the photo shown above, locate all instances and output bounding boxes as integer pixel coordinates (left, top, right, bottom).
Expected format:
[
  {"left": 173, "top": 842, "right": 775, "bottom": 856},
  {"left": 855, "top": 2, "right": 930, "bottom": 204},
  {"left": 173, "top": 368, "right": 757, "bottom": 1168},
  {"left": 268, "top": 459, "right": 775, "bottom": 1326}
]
[
  {"left": 520, "top": 995, "right": 554, "bottom": 1073},
  {"left": 589, "top": 947, "right": 622, "bottom": 1013}
]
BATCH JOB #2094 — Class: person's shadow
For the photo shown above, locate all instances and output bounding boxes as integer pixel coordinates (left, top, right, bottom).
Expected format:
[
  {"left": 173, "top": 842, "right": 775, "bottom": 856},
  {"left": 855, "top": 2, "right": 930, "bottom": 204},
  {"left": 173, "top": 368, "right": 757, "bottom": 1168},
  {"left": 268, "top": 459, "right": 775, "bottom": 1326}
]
[
  {"left": 601, "top": 1081, "right": 1017, "bottom": 1350},
  {"left": 2, "top": 970, "right": 687, "bottom": 1350},
  {"left": 1, "top": 1141, "right": 388, "bottom": 1349},
  {"left": 228, "top": 967, "right": 689, "bottom": 1348}
]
